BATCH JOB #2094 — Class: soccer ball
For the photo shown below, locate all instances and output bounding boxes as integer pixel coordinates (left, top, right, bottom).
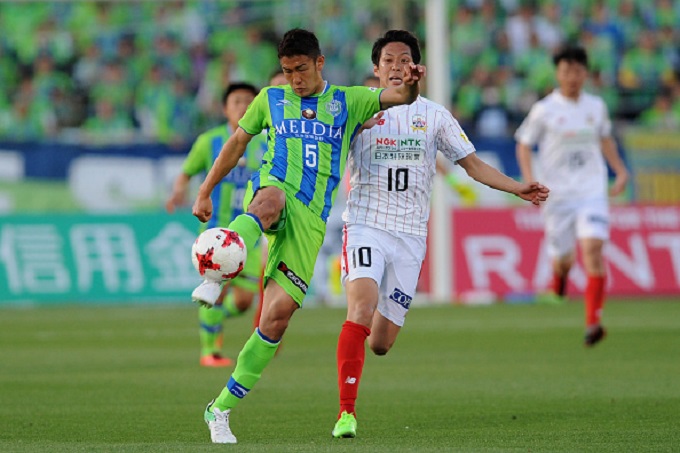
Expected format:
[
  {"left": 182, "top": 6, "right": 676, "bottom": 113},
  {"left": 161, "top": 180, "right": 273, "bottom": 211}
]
[{"left": 191, "top": 228, "right": 247, "bottom": 282}]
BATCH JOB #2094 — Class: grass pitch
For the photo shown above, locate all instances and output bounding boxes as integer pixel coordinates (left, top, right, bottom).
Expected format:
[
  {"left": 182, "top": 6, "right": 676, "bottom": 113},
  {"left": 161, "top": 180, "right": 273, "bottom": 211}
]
[{"left": 1, "top": 299, "right": 679, "bottom": 452}]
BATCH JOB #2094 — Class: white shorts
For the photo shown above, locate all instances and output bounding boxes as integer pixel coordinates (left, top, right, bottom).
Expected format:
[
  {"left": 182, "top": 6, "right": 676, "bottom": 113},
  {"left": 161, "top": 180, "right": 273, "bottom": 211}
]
[
  {"left": 542, "top": 198, "right": 610, "bottom": 258},
  {"left": 341, "top": 223, "right": 427, "bottom": 327}
]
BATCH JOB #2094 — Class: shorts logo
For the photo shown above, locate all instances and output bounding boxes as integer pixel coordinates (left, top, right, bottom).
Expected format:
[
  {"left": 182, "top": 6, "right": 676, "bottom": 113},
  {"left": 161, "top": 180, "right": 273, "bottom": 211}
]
[
  {"left": 588, "top": 214, "right": 608, "bottom": 225},
  {"left": 389, "top": 288, "right": 412, "bottom": 309},
  {"left": 277, "top": 261, "right": 308, "bottom": 294},
  {"left": 301, "top": 108, "right": 316, "bottom": 120}
]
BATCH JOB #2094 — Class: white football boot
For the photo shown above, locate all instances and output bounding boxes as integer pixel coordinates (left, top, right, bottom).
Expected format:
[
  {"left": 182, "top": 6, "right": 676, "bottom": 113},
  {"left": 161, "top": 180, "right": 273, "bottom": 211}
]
[
  {"left": 191, "top": 280, "right": 222, "bottom": 307},
  {"left": 204, "top": 400, "right": 237, "bottom": 444}
]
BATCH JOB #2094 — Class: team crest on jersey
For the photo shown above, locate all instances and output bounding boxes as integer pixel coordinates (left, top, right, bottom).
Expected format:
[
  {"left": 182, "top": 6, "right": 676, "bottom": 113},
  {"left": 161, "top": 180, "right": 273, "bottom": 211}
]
[
  {"left": 301, "top": 108, "right": 317, "bottom": 120},
  {"left": 325, "top": 99, "right": 342, "bottom": 117},
  {"left": 410, "top": 114, "right": 427, "bottom": 132}
]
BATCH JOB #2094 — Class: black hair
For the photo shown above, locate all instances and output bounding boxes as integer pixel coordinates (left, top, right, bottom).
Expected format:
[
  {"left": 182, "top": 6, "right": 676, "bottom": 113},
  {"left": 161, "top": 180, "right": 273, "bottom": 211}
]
[
  {"left": 553, "top": 46, "right": 588, "bottom": 68},
  {"left": 221, "top": 82, "right": 258, "bottom": 106},
  {"left": 277, "top": 28, "right": 321, "bottom": 59},
  {"left": 371, "top": 30, "right": 421, "bottom": 66}
]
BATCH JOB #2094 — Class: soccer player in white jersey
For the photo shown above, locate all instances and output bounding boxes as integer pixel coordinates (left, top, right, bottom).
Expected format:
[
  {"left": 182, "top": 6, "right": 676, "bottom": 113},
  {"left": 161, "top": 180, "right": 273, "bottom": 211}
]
[
  {"left": 515, "top": 46, "right": 629, "bottom": 347},
  {"left": 331, "top": 30, "right": 550, "bottom": 439}
]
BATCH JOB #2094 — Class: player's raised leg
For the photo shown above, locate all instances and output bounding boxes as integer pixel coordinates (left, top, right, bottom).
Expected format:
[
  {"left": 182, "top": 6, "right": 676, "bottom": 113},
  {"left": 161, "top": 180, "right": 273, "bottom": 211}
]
[{"left": 193, "top": 187, "right": 284, "bottom": 306}]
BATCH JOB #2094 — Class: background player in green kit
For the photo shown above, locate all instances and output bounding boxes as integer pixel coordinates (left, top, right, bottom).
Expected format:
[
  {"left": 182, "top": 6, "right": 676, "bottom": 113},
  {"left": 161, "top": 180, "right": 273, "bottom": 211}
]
[
  {"left": 192, "top": 28, "right": 425, "bottom": 444},
  {"left": 166, "top": 83, "right": 266, "bottom": 368}
]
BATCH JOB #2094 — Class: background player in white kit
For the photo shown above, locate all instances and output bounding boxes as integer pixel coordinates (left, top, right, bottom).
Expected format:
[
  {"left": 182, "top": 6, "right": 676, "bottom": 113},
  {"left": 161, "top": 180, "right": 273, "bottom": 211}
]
[
  {"left": 515, "top": 46, "right": 629, "bottom": 347},
  {"left": 331, "top": 30, "right": 550, "bottom": 439}
]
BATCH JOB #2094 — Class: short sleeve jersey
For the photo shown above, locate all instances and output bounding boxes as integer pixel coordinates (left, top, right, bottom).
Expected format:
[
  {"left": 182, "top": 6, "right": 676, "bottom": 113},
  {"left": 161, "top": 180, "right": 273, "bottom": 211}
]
[
  {"left": 343, "top": 96, "right": 475, "bottom": 236},
  {"left": 515, "top": 90, "right": 611, "bottom": 201},
  {"left": 182, "top": 124, "right": 266, "bottom": 229},
  {"left": 238, "top": 82, "right": 383, "bottom": 222}
]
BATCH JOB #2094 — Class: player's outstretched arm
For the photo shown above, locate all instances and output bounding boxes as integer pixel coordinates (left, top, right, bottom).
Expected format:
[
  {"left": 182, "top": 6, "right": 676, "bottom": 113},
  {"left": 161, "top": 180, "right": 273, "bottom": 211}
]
[
  {"left": 193, "top": 128, "right": 254, "bottom": 222},
  {"left": 601, "top": 137, "right": 629, "bottom": 196},
  {"left": 457, "top": 152, "right": 549, "bottom": 206},
  {"left": 379, "top": 63, "right": 426, "bottom": 109}
]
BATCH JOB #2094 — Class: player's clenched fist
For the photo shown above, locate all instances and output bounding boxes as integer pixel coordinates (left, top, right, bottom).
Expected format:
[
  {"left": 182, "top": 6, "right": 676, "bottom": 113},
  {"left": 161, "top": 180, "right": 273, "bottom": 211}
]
[{"left": 193, "top": 196, "right": 213, "bottom": 222}]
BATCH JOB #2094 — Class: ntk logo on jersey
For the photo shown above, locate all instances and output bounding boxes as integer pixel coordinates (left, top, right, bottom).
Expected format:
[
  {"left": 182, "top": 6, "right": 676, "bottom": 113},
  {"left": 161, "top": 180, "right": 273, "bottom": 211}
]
[
  {"left": 372, "top": 134, "right": 425, "bottom": 164},
  {"left": 410, "top": 114, "right": 427, "bottom": 132}
]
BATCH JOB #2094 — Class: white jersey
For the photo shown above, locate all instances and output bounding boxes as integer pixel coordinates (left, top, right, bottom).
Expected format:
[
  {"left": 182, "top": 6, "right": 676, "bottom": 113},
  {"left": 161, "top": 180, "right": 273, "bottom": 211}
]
[
  {"left": 515, "top": 89, "right": 611, "bottom": 201},
  {"left": 343, "top": 96, "right": 475, "bottom": 236}
]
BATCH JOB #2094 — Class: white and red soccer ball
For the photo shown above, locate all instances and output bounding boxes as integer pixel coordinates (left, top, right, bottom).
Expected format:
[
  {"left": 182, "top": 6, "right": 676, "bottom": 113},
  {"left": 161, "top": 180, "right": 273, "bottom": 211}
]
[{"left": 191, "top": 228, "right": 247, "bottom": 282}]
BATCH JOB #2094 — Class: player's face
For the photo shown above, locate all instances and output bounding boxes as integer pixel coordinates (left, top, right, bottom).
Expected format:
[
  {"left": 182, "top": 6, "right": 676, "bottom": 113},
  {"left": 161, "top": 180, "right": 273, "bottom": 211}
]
[
  {"left": 373, "top": 42, "right": 414, "bottom": 88},
  {"left": 280, "top": 55, "right": 325, "bottom": 97},
  {"left": 555, "top": 60, "right": 588, "bottom": 98},
  {"left": 224, "top": 89, "right": 256, "bottom": 124}
]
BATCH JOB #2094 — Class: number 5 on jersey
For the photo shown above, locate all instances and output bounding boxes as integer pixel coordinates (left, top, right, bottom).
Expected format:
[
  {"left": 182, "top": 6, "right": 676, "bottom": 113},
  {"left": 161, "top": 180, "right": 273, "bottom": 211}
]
[
  {"left": 305, "top": 143, "right": 317, "bottom": 168},
  {"left": 388, "top": 167, "right": 408, "bottom": 191}
]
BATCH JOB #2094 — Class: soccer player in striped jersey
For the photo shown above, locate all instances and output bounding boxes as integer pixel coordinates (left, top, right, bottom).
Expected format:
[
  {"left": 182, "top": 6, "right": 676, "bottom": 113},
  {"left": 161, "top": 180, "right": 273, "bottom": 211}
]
[
  {"left": 192, "top": 28, "right": 425, "bottom": 444},
  {"left": 515, "top": 46, "right": 629, "bottom": 347},
  {"left": 166, "top": 83, "right": 266, "bottom": 368},
  {"left": 332, "top": 30, "right": 549, "bottom": 439}
]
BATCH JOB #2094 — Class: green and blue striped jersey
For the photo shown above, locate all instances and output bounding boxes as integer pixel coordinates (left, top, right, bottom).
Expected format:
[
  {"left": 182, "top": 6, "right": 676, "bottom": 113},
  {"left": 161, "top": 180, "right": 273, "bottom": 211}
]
[
  {"left": 238, "top": 82, "right": 383, "bottom": 221},
  {"left": 182, "top": 124, "right": 266, "bottom": 230}
]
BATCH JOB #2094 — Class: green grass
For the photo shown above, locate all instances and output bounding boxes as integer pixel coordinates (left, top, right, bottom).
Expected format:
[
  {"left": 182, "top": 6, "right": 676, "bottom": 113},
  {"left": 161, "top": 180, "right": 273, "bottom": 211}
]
[{"left": 1, "top": 300, "right": 679, "bottom": 452}]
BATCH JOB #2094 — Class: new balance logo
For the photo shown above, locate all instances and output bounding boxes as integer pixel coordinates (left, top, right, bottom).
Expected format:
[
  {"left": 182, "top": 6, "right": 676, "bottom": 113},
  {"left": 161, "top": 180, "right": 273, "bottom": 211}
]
[{"left": 344, "top": 376, "right": 357, "bottom": 384}]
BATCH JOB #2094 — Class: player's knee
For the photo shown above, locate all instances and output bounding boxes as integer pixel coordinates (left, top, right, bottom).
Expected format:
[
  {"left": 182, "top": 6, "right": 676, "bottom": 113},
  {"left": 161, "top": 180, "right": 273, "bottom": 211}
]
[
  {"left": 258, "top": 317, "right": 289, "bottom": 341},
  {"left": 369, "top": 341, "right": 391, "bottom": 356},
  {"left": 248, "top": 187, "right": 285, "bottom": 229},
  {"left": 347, "top": 303, "right": 375, "bottom": 326},
  {"left": 233, "top": 296, "right": 253, "bottom": 313}
]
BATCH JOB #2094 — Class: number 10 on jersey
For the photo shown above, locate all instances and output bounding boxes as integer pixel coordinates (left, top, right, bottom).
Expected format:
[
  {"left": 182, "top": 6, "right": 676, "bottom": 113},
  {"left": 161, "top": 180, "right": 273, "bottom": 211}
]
[{"left": 387, "top": 167, "right": 408, "bottom": 191}]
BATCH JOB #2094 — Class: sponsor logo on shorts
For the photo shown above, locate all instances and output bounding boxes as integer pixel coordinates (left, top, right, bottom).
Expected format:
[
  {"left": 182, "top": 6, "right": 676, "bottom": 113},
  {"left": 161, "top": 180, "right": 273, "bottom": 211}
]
[
  {"left": 277, "top": 261, "right": 308, "bottom": 294},
  {"left": 389, "top": 288, "right": 412, "bottom": 309},
  {"left": 588, "top": 214, "right": 609, "bottom": 225}
]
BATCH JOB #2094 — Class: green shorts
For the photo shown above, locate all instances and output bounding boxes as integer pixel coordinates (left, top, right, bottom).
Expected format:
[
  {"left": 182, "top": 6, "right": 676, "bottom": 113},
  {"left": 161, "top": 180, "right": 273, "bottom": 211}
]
[{"left": 244, "top": 181, "right": 326, "bottom": 306}]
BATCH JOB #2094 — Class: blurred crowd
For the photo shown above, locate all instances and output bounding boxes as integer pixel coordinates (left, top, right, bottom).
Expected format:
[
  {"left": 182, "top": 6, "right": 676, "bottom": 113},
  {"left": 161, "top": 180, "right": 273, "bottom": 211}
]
[{"left": 0, "top": 0, "right": 678, "bottom": 145}]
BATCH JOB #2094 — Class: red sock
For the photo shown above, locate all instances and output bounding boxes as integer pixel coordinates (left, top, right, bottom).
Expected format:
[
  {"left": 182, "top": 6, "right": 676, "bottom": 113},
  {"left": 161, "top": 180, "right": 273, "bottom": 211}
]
[
  {"left": 585, "top": 275, "right": 606, "bottom": 327},
  {"left": 552, "top": 272, "right": 567, "bottom": 297},
  {"left": 337, "top": 320, "right": 370, "bottom": 418}
]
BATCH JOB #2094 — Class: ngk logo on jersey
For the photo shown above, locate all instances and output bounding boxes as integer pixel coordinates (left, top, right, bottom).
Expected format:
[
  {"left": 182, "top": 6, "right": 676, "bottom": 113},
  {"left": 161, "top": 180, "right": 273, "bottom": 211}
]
[{"left": 371, "top": 134, "right": 425, "bottom": 164}]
